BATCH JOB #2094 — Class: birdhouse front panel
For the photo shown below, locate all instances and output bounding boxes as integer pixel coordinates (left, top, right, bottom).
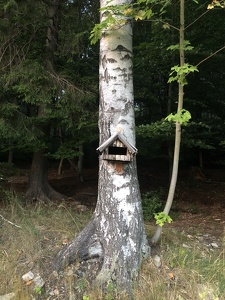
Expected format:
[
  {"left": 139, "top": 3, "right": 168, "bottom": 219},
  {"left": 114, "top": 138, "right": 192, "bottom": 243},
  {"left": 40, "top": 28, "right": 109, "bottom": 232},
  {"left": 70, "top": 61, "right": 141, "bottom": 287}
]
[
  {"left": 96, "top": 132, "right": 137, "bottom": 162},
  {"left": 103, "top": 140, "right": 132, "bottom": 161}
]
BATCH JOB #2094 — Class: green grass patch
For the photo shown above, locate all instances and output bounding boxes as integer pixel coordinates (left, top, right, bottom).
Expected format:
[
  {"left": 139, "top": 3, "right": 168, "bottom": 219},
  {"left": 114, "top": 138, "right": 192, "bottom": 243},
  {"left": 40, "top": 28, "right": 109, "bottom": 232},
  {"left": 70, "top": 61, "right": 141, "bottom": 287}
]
[{"left": 0, "top": 190, "right": 224, "bottom": 299}]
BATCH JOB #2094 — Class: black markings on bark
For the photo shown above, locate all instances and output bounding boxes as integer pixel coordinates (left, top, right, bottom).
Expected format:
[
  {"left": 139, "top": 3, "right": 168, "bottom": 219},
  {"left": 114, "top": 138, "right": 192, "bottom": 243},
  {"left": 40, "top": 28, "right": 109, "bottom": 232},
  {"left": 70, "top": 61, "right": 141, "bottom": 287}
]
[
  {"left": 107, "top": 58, "right": 117, "bottom": 63},
  {"left": 113, "top": 67, "right": 126, "bottom": 72},
  {"left": 102, "top": 55, "right": 107, "bottom": 69},
  {"left": 118, "top": 119, "right": 129, "bottom": 125},
  {"left": 108, "top": 119, "right": 111, "bottom": 136},
  {"left": 121, "top": 54, "right": 132, "bottom": 61},
  {"left": 104, "top": 68, "right": 109, "bottom": 83},
  {"left": 113, "top": 44, "right": 132, "bottom": 53},
  {"left": 124, "top": 101, "right": 133, "bottom": 115}
]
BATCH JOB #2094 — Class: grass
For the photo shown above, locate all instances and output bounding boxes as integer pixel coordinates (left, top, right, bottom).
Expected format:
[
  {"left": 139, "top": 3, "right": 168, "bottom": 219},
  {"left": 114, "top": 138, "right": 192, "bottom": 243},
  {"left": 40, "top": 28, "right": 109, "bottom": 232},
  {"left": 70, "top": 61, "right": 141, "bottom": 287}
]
[
  {"left": 0, "top": 189, "right": 92, "bottom": 299},
  {"left": 0, "top": 190, "right": 224, "bottom": 299}
]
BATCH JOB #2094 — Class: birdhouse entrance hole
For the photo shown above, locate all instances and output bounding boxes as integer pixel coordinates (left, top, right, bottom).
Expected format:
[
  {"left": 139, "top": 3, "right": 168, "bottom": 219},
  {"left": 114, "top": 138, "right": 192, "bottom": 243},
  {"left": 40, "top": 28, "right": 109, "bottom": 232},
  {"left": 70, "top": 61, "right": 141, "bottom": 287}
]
[{"left": 108, "top": 146, "right": 127, "bottom": 156}]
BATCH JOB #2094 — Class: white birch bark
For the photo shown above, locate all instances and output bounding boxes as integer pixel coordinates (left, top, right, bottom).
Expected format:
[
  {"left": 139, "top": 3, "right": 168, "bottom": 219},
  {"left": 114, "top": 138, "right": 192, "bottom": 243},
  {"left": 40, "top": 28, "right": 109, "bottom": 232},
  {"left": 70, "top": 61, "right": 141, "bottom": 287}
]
[
  {"left": 54, "top": 0, "right": 150, "bottom": 295},
  {"left": 94, "top": 0, "right": 149, "bottom": 291}
]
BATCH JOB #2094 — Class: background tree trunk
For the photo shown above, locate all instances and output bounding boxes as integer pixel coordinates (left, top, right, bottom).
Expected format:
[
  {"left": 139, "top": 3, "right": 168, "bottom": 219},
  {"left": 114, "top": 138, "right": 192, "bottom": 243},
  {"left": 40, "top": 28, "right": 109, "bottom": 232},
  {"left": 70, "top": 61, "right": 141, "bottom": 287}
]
[
  {"left": 26, "top": 149, "right": 64, "bottom": 202},
  {"left": 8, "top": 149, "right": 13, "bottom": 164},
  {"left": 26, "top": 0, "right": 65, "bottom": 203},
  {"left": 77, "top": 144, "right": 84, "bottom": 182}
]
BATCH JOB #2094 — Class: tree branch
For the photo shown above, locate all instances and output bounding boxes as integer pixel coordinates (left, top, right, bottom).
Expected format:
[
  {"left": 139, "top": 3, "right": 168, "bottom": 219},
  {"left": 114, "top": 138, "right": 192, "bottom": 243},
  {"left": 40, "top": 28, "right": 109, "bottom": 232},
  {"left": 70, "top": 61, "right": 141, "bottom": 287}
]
[
  {"left": 47, "top": 71, "right": 84, "bottom": 94},
  {"left": 145, "top": 18, "right": 179, "bottom": 31},
  {"left": 0, "top": 214, "right": 22, "bottom": 228},
  {"left": 185, "top": 10, "right": 210, "bottom": 30},
  {"left": 196, "top": 45, "right": 225, "bottom": 67}
]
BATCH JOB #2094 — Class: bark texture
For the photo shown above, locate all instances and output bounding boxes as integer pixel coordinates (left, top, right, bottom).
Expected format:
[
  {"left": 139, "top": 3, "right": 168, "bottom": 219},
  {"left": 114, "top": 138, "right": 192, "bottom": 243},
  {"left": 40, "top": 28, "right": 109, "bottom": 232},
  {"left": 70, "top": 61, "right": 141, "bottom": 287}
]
[{"left": 54, "top": 0, "right": 149, "bottom": 295}]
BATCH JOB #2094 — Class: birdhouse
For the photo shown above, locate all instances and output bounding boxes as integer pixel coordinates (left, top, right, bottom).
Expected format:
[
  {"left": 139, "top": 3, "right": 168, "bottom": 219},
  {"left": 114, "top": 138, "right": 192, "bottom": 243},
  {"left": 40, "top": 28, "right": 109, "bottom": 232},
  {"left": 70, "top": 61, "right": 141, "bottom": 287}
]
[{"left": 96, "top": 132, "right": 138, "bottom": 162}]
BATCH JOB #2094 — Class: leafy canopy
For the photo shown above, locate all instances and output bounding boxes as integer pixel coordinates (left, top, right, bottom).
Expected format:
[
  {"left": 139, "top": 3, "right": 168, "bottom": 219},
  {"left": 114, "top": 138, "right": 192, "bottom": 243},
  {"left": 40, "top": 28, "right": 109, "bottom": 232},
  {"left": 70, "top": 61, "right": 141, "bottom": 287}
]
[{"left": 90, "top": 0, "right": 170, "bottom": 44}]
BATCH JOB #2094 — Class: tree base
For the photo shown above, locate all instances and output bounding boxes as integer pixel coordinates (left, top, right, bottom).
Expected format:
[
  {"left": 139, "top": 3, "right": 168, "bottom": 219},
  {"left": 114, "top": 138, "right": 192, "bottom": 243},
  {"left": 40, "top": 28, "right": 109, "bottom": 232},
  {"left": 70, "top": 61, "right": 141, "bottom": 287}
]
[
  {"left": 53, "top": 217, "right": 149, "bottom": 296},
  {"left": 25, "top": 184, "right": 66, "bottom": 203},
  {"left": 54, "top": 219, "right": 100, "bottom": 269}
]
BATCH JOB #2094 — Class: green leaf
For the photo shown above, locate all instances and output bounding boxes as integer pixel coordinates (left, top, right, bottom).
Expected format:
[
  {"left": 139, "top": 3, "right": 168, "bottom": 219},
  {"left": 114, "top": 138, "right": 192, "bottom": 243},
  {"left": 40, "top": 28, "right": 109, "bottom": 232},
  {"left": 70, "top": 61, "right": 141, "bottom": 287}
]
[
  {"left": 208, "top": 0, "right": 225, "bottom": 9},
  {"left": 163, "top": 23, "right": 170, "bottom": 29},
  {"left": 134, "top": 10, "right": 145, "bottom": 20},
  {"left": 3, "top": 0, "right": 18, "bottom": 11},
  {"left": 167, "top": 40, "right": 194, "bottom": 52},
  {"left": 165, "top": 109, "right": 191, "bottom": 125},
  {"left": 154, "top": 212, "right": 173, "bottom": 227},
  {"left": 144, "top": 8, "right": 153, "bottom": 19},
  {"left": 90, "top": 19, "right": 110, "bottom": 44},
  {"left": 168, "top": 63, "right": 199, "bottom": 86}
]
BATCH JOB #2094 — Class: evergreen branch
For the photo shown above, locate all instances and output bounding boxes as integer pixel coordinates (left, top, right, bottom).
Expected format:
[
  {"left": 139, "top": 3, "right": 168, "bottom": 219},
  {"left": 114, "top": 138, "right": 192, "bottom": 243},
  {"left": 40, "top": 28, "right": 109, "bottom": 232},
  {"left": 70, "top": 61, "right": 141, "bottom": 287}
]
[
  {"left": 47, "top": 71, "right": 84, "bottom": 94},
  {"left": 0, "top": 42, "right": 22, "bottom": 71},
  {"left": 0, "top": 28, "right": 38, "bottom": 71}
]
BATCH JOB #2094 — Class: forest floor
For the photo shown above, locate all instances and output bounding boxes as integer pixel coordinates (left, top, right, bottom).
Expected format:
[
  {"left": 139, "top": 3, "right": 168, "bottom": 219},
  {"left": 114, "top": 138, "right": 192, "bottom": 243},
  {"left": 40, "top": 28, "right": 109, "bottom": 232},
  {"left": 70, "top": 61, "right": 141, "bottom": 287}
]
[
  {"left": 7, "top": 163, "right": 225, "bottom": 241},
  {"left": 1, "top": 163, "right": 225, "bottom": 299}
]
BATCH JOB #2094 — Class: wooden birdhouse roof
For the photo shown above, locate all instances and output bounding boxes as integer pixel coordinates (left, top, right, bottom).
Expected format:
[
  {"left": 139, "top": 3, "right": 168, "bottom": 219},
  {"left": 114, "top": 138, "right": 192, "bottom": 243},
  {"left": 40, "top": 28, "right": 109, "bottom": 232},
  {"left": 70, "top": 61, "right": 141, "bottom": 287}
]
[{"left": 96, "top": 132, "right": 138, "bottom": 155}]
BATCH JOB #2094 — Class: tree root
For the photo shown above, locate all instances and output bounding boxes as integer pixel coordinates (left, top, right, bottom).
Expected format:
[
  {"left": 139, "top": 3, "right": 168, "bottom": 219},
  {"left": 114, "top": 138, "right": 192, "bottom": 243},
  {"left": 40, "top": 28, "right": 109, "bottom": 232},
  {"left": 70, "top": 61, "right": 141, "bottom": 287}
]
[
  {"left": 53, "top": 219, "right": 103, "bottom": 270},
  {"left": 25, "top": 184, "right": 66, "bottom": 203},
  {"left": 53, "top": 217, "right": 140, "bottom": 297}
]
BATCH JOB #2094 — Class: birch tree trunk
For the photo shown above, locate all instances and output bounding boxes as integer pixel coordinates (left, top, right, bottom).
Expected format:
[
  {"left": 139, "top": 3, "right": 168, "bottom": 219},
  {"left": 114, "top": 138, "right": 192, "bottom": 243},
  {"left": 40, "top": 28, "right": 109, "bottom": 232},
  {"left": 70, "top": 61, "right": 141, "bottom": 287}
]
[{"left": 54, "top": 0, "right": 149, "bottom": 295}]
